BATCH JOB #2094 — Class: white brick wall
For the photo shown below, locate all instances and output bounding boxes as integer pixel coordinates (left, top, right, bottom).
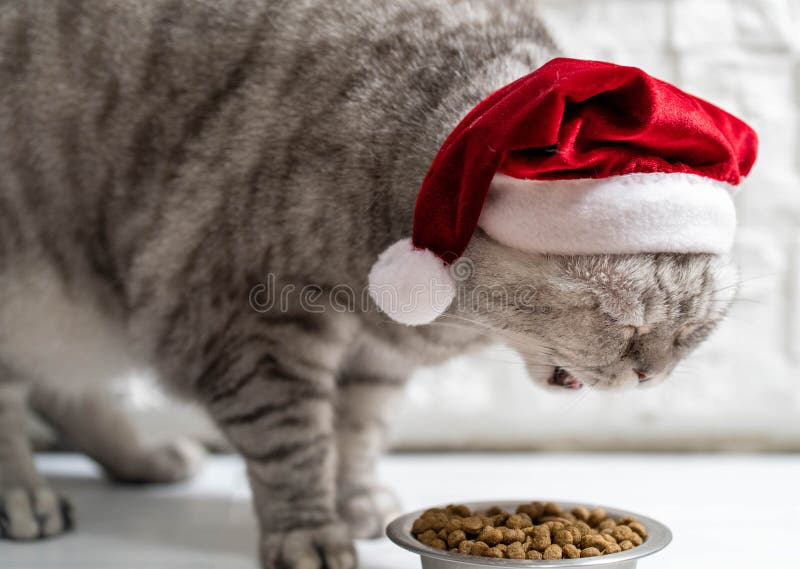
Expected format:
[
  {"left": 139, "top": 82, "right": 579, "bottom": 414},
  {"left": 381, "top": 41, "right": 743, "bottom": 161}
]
[
  {"left": 118, "top": 0, "right": 800, "bottom": 452},
  {"left": 389, "top": 0, "right": 800, "bottom": 450}
]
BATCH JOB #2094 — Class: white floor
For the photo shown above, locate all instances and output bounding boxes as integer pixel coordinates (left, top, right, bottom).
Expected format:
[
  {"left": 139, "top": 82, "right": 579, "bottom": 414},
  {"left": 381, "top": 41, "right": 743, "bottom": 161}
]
[{"left": 1, "top": 453, "right": 799, "bottom": 569}]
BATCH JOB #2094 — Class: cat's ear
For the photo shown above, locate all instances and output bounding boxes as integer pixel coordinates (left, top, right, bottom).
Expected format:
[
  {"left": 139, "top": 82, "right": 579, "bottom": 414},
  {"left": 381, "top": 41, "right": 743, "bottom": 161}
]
[{"left": 367, "top": 238, "right": 456, "bottom": 326}]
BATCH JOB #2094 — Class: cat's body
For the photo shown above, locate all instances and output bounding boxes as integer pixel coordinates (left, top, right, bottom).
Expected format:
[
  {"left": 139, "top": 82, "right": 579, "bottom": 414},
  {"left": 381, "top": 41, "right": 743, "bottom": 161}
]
[{"left": 0, "top": 1, "right": 737, "bottom": 567}]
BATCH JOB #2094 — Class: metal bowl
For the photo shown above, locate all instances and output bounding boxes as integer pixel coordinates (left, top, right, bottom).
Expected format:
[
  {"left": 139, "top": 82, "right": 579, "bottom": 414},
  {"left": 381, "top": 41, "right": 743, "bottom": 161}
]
[{"left": 386, "top": 500, "right": 671, "bottom": 569}]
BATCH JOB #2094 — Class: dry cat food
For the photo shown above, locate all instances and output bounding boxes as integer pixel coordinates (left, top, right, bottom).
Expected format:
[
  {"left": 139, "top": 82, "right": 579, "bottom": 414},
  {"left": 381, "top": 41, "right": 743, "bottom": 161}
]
[{"left": 412, "top": 502, "right": 646, "bottom": 560}]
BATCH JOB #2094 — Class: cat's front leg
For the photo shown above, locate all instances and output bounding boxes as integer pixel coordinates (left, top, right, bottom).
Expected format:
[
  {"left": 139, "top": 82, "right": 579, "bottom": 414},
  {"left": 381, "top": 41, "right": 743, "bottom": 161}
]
[
  {"left": 198, "top": 316, "right": 357, "bottom": 569},
  {"left": 0, "top": 383, "right": 73, "bottom": 540},
  {"left": 336, "top": 374, "right": 405, "bottom": 539}
]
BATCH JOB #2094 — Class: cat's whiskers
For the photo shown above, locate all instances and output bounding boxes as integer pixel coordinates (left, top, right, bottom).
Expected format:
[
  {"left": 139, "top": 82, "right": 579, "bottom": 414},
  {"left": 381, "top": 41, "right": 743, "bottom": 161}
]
[
  {"left": 552, "top": 388, "right": 592, "bottom": 414},
  {"left": 711, "top": 272, "right": 776, "bottom": 295},
  {"left": 425, "top": 328, "right": 573, "bottom": 376},
  {"left": 728, "top": 296, "right": 768, "bottom": 306},
  {"left": 437, "top": 313, "right": 557, "bottom": 356}
]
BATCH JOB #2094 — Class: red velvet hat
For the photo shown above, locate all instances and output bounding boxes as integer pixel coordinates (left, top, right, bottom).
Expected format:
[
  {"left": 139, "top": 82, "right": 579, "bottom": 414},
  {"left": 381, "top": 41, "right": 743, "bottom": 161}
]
[{"left": 368, "top": 58, "right": 758, "bottom": 325}]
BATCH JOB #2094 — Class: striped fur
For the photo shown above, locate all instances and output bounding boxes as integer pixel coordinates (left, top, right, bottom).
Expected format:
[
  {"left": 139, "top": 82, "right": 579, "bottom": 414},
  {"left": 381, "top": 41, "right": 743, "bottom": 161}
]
[{"left": 0, "top": 2, "right": 736, "bottom": 566}]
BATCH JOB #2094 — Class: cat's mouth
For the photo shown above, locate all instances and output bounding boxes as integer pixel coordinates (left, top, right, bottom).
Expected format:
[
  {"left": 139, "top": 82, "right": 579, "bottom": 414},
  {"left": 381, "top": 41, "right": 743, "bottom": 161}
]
[{"left": 548, "top": 367, "right": 584, "bottom": 390}]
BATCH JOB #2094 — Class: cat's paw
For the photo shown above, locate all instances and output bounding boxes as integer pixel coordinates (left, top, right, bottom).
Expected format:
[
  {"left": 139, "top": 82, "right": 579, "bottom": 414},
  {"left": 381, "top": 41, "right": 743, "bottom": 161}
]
[
  {"left": 0, "top": 486, "right": 74, "bottom": 540},
  {"left": 106, "top": 438, "right": 206, "bottom": 484},
  {"left": 338, "top": 484, "right": 401, "bottom": 539},
  {"left": 260, "top": 523, "right": 356, "bottom": 569}
]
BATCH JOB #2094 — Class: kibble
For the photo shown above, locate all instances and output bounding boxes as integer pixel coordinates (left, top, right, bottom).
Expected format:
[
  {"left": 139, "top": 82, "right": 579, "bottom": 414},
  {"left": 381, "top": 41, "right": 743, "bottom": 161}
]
[
  {"left": 587, "top": 508, "right": 607, "bottom": 527},
  {"left": 484, "top": 547, "right": 504, "bottom": 558},
  {"left": 574, "top": 521, "right": 592, "bottom": 534},
  {"left": 544, "top": 520, "right": 565, "bottom": 531},
  {"left": 417, "top": 530, "right": 437, "bottom": 545},
  {"left": 412, "top": 518, "right": 431, "bottom": 534},
  {"left": 629, "top": 522, "right": 648, "bottom": 539},
  {"left": 505, "top": 514, "right": 528, "bottom": 529},
  {"left": 581, "top": 534, "right": 608, "bottom": 550},
  {"left": 531, "top": 525, "right": 551, "bottom": 550},
  {"left": 448, "top": 505, "right": 472, "bottom": 518},
  {"left": 543, "top": 544, "right": 563, "bottom": 560},
  {"left": 612, "top": 525, "right": 636, "bottom": 542},
  {"left": 411, "top": 502, "right": 647, "bottom": 559},
  {"left": 553, "top": 529, "right": 574, "bottom": 547},
  {"left": 448, "top": 530, "right": 466, "bottom": 548},
  {"left": 470, "top": 541, "right": 490, "bottom": 556},
  {"left": 567, "top": 525, "right": 583, "bottom": 544},
  {"left": 507, "top": 542, "right": 526, "bottom": 559},
  {"left": 571, "top": 506, "right": 590, "bottom": 521},
  {"left": 600, "top": 531, "right": 617, "bottom": 543},
  {"left": 598, "top": 519, "right": 616, "bottom": 531},
  {"left": 517, "top": 502, "right": 544, "bottom": 519},
  {"left": 543, "top": 502, "right": 564, "bottom": 516},
  {"left": 501, "top": 527, "right": 526, "bottom": 544},
  {"left": 493, "top": 513, "right": 510, "bottom": 526},
  {"left": 581, "top": 547, "right": 602, "bottom": 557},
  {"left": 461, "top": 516, "right": 483, "bottom": 533},
  {"left": 477, "top": 526, "right": 503, "bottom": 546}
]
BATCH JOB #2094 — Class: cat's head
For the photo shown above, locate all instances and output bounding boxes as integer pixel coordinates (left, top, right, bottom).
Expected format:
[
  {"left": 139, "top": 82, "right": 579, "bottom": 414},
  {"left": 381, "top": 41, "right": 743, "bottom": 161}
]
[{"left": 455, "top": 232, "right": 738, "bottom": 391}]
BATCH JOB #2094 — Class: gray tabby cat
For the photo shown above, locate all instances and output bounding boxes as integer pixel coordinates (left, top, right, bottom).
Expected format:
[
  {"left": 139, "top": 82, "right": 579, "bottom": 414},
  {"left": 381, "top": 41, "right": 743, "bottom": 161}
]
[{"left": 0, "top": 0, "right": 737, "bottom": 567}]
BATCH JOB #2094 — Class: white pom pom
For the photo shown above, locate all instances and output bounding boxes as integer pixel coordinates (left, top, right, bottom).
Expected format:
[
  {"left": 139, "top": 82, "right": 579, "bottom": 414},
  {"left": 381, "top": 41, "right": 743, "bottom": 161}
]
[{"left": 368, "top": 238, "right": 456, "bottom": 326}]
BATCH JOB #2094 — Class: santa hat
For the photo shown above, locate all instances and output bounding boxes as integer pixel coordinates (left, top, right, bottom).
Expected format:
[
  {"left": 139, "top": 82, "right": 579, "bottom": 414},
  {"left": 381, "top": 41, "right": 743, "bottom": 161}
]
[{"left": 368, "top": 57, "right": 758, "bottom": 326}]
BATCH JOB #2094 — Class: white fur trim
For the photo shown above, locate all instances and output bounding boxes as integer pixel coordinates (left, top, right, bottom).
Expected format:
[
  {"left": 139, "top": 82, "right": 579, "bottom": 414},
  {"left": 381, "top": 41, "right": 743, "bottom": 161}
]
[
  {"left": 479, "top": 172, "right": 738, "bottom": 255},
  {"left": 368, "top": 238, "right": 456, "bottom": 326}
]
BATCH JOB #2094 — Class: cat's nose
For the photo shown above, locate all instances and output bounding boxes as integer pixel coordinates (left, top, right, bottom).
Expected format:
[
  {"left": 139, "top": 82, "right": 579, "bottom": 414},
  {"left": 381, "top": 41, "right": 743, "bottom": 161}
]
[{"left": 634, "top": 369, "right": 650, "bottom": 382}]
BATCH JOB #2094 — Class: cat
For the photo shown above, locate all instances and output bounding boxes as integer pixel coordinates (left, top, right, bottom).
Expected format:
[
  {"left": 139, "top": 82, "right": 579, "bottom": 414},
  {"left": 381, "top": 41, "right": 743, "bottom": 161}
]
[{"left": 0, "top": 1, "right": 738, "bottom": 567}]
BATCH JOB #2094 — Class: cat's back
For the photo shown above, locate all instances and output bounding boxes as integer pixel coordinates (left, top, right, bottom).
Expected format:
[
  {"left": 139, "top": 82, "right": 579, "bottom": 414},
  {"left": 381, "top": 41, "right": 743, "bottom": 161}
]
[
  {"left": 0, "top": 0, "right": 273, "bottom": 196},
  {"left": 0, "top": 0, "right": 285, "bottom": 275}
]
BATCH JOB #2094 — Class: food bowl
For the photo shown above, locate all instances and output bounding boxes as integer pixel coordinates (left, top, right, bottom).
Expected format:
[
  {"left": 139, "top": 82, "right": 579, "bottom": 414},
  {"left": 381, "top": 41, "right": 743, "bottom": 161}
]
[{"left": 386, "top": 501, "right": 671, "bottom": 569}]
